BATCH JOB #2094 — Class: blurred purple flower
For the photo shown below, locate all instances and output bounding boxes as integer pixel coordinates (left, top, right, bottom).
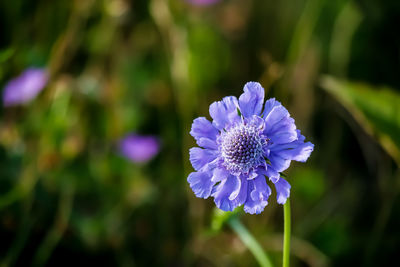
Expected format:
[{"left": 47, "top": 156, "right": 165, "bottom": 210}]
[
  {"left": 119, "top": 134, "right": 160, "bottom": 163},
  {"left": 186, "top": 0, "right": 220, "bottom": 6},
  {"left": 3, "top": 68, "right": 48, "bottom": 107},
  {"left": 188, "top": 82, "right": 314, "bottom": 214}
]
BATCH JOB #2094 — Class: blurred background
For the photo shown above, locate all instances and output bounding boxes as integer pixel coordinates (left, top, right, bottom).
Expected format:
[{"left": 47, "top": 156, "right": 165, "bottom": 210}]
[{"left": 0, "top": 0, "right": 399, "bottom": 266}]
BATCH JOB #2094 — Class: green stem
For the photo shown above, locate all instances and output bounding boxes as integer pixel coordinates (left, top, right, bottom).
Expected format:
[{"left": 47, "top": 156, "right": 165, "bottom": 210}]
[
  {"left": 283, "top": 199, "right": 291, "bottom": 267},
  {"left": 228, "top": 217, "right": 273, "bottom": 267},
  {"left": 32, "top": 182, "right": 74, "bottom": 266}
]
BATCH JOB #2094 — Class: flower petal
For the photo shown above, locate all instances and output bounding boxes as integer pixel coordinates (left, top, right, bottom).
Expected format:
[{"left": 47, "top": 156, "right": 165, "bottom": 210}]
[
  {"left": 269, "top": 132, "right": 298, "bottom": 145},
  {"left": 229, "top": 176, "right": 247, "bottom": 202},
  {"left": 197, "top": 138, "right": 218, "bottom": 150},
  {"left": 119, "top": 134, "right": 160, "bottom": 163},
  {"left": 189, "top": 147, "right": 218, "bottom": 171},
  {"left": 265, "top": 117, "right": 297, "bottom": 144},
  {"left": 245, "top": 115, "right": 265, "bottom": 131},
  {"left": 190, "top": 117, "right": 219, "bottom": 142},
  {"left": 211, "top": 167, "right": 230, "bottom": 183},
  {"left": 269, "top": 130, "right": 314, "bottom": 162},
  {"left": 269, "top": 152, "right": 291, "bottom": 172},
  {"left": 212, "top": 175, "right": 241, "bottom": 211},
  {"left": 277, "top": 142, "right": 314, "bottom": 162},
  {"left": 230, "top": 177, "right": 248, "bottom": 208},
  {"left": 187, "top": 0, "right": 220, "bottom": 6},
  {"left": 265, "top": 167, "right": 280, "bottom": 183},
  {"left": 239, "top": 82, "right": 265, "bottom": 117},
  {"left": 264, "top": 105, "right": 290, "bottom": 128},
  {"left": 188, "top": 171, "right": 215, "bottom": 199},
  {"left": 267, "top": 117, "right": 296, "bottom": 134},
  {"left": 262, "top": 98, "right": 281, "bottom": 118},
  {"left": 3, "top": 68, "right": 48, "bottom": 107},
  {"left": 274, "top": 177, "right": 291, "bottom": 204},
  {"left": 244, "top": 175, "right": 271, "bottom": 214},
  {"left": 209, "top": 96, "right": 240, "bottom": 130}
]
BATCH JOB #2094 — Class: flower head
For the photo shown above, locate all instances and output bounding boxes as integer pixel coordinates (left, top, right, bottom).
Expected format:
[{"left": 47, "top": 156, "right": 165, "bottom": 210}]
[
  {"left": 188, "top": 82, "right": 314, "bottom": 214},
  {"left": 186, "top": 0, "right": 220, "bottom": 6},
  {"left": 3, "top": 68, "right": 48, "bottom": 107},
  {"left": 119, "top": 134, "right": 160, "bottom": 163}
]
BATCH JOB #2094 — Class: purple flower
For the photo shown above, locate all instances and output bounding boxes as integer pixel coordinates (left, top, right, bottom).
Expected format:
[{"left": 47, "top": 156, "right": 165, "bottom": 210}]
[
  {"left": 119, "top": 134, "right": 160, "bottom": 163},
  {"left": 186, "top": 0, "right": 220, "bottom": 6},
  {"left": 3, "top": 68, "right": 48, "bottom": 107},
  {"left": 188, "top": 82, "right": 314, "bottom": 214}
]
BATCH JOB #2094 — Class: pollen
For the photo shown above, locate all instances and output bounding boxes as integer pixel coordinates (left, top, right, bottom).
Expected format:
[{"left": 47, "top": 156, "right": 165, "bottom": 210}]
[{"left": 219, "top": 123, "right": 266, "bottom": 174}]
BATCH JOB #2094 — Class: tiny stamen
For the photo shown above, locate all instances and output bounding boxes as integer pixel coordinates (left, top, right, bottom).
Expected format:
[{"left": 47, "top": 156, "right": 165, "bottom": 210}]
[{"left": 219, "top": 123, "right": 267, "bottom": 174}]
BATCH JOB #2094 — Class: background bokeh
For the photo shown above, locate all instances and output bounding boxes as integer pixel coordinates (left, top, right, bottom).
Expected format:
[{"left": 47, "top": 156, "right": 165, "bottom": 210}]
[{"left": 1, "top": 0, "right": 400, "bottom": 266}]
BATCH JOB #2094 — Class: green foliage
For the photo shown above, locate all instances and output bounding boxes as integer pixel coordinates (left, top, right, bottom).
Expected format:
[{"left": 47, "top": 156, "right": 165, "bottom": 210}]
[
  {"left": 188, "top": 24, "right": 230, "bottom": 88},
  {"left": 291, "top": 167, "right": 325, "bottom": 204},
  {"left": 0, "top": 0, "right": 399, "bottom": 266},
  {"left": 210, "top": 207, "right": 240, "bottom": 233},
  {"left": 321, "top": 76, "right": 400, "bottom": 165}
]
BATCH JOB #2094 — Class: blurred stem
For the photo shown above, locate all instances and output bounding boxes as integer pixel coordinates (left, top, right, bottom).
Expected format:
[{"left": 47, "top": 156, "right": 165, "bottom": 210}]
[
  {"left": 363, "top": 170, "right": 400, "bottom": 266},
  {"left": 228, "top": 217, "right": 273, "bottom": 267},
  {"left": 150, "top": 0, "right": 193, "bottom": 166},
  {"left": 329, "top": 1, "right": 362, "bottom": 77},
  {"left": 0, "top": 164, "right": 38, "bottom": 209},
  {"left": 1, "top": 192, "right": 35, "bottom": 267},
  {"left": 286, "top": 0, "right": 324, "bottom": 65},
  {"left": 32, "top": 182, "right": 75, "bottom": 267},
  {"left": 0, "top": 188, "right": 22, "bottom": 209},
  {"left": 283, "top": 199, "right": 291, "bottom": 267},
  {"left": 48, "top": 0, "right": 95, "bottom": 77},
  {"left": 280, "top": 0, "right": 324, "bottom": 101}
]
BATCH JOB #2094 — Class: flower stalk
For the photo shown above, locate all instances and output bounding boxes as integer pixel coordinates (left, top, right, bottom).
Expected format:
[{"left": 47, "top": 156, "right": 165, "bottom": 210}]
[
  {"left": 283, "top": 198, "right": 291, "bottom": 267},
  {"left": 228, "top": 217, "right": 273, "bottom": 267}
]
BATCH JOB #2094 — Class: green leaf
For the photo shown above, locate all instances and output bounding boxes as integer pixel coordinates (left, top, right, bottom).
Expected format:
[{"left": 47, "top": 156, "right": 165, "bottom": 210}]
[
  {"left": 290, "top": 167, "right": 325, "bottom": 204},
  {"left": 209, "top": 208, "right": 274, "bottom": 267},
  {"left": 0, "top": 48, "right": 14, "bottom": 63},
  {"left": 320, "top": 75, "right": 400, "bottom": 165},
  {"left": 228, "top": 217, "right": 274, "bottom": 267},
  {"left": 210, "top": 207, "right": 240, "bottom": 233}
]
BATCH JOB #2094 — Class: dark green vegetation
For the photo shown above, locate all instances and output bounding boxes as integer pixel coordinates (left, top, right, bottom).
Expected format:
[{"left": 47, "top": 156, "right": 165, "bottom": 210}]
[{"left": 0, "top": 0, "right": 399, "bottom": 266}]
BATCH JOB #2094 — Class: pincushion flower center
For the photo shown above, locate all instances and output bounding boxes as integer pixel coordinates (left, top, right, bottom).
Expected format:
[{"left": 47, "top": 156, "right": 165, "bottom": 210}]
[{"left": 219, "top": 123, "right": 265, "bottom": 174}]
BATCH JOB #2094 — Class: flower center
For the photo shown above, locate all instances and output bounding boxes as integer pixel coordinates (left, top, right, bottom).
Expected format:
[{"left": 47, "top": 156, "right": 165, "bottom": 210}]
[{"left": 219, "top": 123, "right": 266, "bottom": 175}]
